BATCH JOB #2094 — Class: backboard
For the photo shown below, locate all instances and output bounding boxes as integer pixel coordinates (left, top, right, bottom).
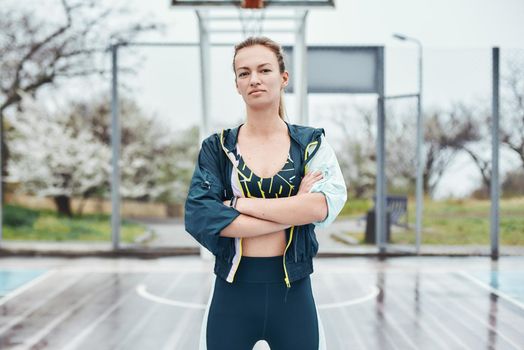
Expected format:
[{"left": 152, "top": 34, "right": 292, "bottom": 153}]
[
  {"left": 172, "top": 0, "right": 335, "bottom": 38},
  {"left": 171, "top": 0, "right": 335, "bottom": 8}
]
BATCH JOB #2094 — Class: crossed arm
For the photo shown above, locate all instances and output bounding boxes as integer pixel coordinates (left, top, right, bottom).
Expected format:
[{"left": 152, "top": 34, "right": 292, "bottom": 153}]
[{"left": 219, "top": 172, "right": 328, "bottom": 238}]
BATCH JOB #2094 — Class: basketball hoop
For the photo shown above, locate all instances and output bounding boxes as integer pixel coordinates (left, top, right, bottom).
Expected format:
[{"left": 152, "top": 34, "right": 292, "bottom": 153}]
[
  {"left": 238, "top": 0, "right": 266, "bottom": 38},
  {"left": 241, "top": 0, "right": 264, "bottom": 9}
]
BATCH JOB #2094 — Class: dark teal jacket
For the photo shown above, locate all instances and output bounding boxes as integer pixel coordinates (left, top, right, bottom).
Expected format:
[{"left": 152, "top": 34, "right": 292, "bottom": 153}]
[{"left": 184, "top": 121, "right": 325, "bottom": 288}]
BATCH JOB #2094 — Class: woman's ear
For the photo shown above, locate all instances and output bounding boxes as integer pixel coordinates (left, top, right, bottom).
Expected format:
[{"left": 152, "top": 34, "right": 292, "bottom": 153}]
[{"left": 281, "top": 71, "right": 289, "bottom": 88}]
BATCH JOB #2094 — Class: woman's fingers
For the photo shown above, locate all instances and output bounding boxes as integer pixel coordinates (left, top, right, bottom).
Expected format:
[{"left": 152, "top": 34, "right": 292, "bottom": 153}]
[
  {"left": 304, "top": 171, "right": 323, "bottom": 183},
  {"left": 310, "top": 171, "right": 323, "bottom": 180},
  {"left": 297, "top": 170, "right": 324, "bottom": 195},
  {"left": 306, "top": 170, "right": 323, "bottom": 178}
]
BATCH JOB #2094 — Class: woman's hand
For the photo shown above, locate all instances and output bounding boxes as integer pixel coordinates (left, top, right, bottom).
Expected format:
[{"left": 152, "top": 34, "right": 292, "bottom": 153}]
[{"left": 297, "top": 170, "right": 323, "bottom": 196}]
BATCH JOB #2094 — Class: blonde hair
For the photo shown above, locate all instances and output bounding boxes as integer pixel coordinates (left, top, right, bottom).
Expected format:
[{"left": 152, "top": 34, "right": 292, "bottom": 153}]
[{"left": 232, "top": 36, "right": 288, "bottom": 120}]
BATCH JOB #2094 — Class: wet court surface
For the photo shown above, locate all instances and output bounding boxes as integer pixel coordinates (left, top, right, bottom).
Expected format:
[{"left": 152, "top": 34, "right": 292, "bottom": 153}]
[{"left": 1, "top": 256, "right": 523, "bottom": 349}]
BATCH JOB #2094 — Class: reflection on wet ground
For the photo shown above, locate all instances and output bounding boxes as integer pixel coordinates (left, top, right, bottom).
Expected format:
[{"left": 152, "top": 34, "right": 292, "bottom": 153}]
[{"left": 0, "top": 256, "right": 523, "bottom": 349}]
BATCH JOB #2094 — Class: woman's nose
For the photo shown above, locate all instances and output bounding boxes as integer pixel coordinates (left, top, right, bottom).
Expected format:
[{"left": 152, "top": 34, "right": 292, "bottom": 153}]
[{"left": 249, "top": 72, "right": 261, "bottom": 85}]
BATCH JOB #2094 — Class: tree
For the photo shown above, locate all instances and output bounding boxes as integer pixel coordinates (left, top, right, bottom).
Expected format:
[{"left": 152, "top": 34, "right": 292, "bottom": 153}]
[
  {"left": 471, "top": 166, "right": 524, "bottom": 199},
  {"left": 424, "top": 104, "right": 482, "bottom": 195},
  {"left": 500, "top": 57, "right": 524, "bottom": 169},
  {"left": 7, "top": 93, "right": 199, "bottom": 216},
  {"left": 0, "top": 0, "right": 159, "bottom": 199},
  {"left": 501, "top": 167, "right": 524, "bottom": 197},
  {"left": 7, "top": 93, "right": 111, "bottom": 217},
  {"left": 325, "top": 102, "right": 480, "bottom": 198},
  {"left": 67, "top": 95, "right": 200, "bottom": 204},
  {"left": 448, "top": 56, "right": 524, "bottom": 197}
]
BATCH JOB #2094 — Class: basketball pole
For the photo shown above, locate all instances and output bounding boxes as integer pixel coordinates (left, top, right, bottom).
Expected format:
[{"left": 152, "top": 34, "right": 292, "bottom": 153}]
[{"left": 196, "top": 10, "right": 214, "bottom": 261}]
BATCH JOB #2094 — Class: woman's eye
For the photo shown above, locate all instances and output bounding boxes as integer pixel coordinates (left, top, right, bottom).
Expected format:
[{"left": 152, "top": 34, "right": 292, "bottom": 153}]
[
  {"left": 239, "top": 72, "right": 248, "bottom": 77},
  {"left": 262, "top": 69, "right": 271, "bottom": 73}
]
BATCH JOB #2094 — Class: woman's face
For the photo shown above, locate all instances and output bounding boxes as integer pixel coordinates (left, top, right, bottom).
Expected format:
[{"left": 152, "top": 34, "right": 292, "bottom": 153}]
[{"left": 234, "top": 45, "right": 288, "bottom": 108}]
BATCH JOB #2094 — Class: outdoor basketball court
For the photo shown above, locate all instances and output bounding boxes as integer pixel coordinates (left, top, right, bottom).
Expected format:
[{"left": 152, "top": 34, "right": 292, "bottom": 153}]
[
  {"left": 0, "top": 1, "right": 520, "bottom": 349},
  {"left": 1, "top": 255, "right": 523, "bottom": 349}
]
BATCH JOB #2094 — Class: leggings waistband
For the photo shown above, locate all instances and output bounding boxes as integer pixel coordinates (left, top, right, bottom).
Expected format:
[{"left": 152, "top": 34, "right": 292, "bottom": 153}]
[{"left": 233, "top": 255, "right": 285, "bottom": 283}]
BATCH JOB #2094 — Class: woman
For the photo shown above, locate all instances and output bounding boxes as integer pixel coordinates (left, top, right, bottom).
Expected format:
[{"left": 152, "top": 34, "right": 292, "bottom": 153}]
[{"left": 185, "top": 36, "right": 347, "bottom": 350}]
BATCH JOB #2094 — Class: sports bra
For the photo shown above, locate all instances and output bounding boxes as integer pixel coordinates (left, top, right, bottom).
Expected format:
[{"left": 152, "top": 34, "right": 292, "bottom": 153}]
[{"left": 231, "top": 143, "right": 298, "bottom": 199}]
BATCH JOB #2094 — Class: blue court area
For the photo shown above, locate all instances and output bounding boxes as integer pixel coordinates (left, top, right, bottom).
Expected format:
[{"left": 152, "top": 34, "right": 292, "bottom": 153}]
[
  {"left": 0, "top": 256, "right": 523, "bottom": 349},
  {"left": 0, "top": 269, "right": 48, "bottom": 298},
  {"left": 461, "top": 269, "right": 524, "bottom": 305}
]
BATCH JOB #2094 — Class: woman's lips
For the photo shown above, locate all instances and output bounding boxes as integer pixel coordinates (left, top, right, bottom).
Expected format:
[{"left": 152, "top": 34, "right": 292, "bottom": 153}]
[{"left": 249, "top": 90, "right": 265, "bottom": 95}]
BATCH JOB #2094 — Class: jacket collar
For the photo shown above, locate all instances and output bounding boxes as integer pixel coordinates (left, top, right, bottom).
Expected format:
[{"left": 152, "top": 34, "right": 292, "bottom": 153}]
[{"left": 219, "top": 120, "right": 323, "bottom": 154}]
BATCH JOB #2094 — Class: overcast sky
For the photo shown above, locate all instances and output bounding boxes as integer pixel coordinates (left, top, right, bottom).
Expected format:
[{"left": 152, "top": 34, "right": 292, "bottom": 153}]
[
  {"left": 148, "top": 0, "right": 524, "bottom": 47},
  {"left": 64, "top": 0, "right": 524, "bottom": 198}
]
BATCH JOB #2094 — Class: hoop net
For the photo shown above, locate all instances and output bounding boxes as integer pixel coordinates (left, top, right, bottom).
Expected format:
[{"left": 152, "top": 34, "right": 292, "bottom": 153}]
[{"left": 238, "top": 1, "right": 266, "bottom": 37}]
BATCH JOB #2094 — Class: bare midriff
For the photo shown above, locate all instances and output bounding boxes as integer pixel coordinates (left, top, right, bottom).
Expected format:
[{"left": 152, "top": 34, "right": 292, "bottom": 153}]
[{"left": 242, "top": 230, "right": 287, "bottom": 256}]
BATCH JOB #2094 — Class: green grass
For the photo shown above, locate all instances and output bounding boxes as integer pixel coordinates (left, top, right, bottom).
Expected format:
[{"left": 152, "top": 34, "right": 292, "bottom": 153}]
[
  {"left": 3, "top": 204, "right": 145, "bottom": 243},
  {"left": 339, "top": 197, "right": 373, "bottom": 217},
  {"left": 340, "top": 196, "right": 524, "bottom": 245}
]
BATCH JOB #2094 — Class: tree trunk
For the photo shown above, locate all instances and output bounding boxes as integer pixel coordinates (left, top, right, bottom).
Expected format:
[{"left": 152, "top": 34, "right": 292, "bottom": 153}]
[{"left": 54, "top": 195, "right": 73, "bottom": 217}]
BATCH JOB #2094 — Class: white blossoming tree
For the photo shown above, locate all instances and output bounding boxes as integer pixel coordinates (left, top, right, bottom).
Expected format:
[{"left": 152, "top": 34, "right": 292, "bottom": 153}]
[
  {"left": 7, "top": 94, "right": 111, "bottom": 216},
  {"left": 7, "top": 93, "right": 198, "bottom": 217}
]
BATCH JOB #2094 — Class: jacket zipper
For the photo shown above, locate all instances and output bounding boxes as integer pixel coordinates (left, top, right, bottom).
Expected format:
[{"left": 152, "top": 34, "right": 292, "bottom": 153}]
[
  {"left": 294, "top": 226, "right": 298, "bottom": 263},
  {"left": 283, "top": 226, "right": 294, "bottom": 288}
]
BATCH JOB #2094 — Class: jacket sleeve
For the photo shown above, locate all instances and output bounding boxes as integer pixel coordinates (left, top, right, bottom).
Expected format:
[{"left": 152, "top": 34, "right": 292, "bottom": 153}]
[
  {"left": 184, "top": 135, "right": 241, "bottom": 255},
  {"left": 305, "top": 134, "right": 348, "bottom": 228}
]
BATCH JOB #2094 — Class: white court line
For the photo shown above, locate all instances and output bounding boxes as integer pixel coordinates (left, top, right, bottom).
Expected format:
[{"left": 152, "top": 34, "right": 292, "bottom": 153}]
[
  {"left": 350, "top": 274, "right": 421, "bottom": 350},
  {"left": 0, "top": 269, "right": 56, "bottom": 307},
  {"left": 321, "top": 273, "right": 367, "bottom": 349},
  {"left": 457, "top": 271, "right": 524, "bottom": 312},
  {"left": 317, "top": 286, "right": 380, "bottom": 310},
  {"left": 161, "top": 276, "right": 212, "bottom": 350},
  {"left": 136, "top": 283, "right": 207, "bottom": 310},
  {"left": 113, "top": 273, "right": 190, "bottom": 350},
  {"left": 137, "top": 282, "right": 379, "bottom": 310}
]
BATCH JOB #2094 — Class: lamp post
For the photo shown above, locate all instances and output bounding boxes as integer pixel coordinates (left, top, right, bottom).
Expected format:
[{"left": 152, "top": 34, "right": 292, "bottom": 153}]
[{"left": 393, "top": 33, "right": 424, "bottom": 255}]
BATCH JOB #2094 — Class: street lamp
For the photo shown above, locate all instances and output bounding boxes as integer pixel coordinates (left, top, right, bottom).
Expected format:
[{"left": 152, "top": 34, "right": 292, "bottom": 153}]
[{"left": 393, "top": 33, "right": 424, "bottom": 255}]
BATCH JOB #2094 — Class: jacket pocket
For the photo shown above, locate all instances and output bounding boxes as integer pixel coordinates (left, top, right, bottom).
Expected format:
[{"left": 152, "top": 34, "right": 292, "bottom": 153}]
[
  {"left": 216, "top": 237, "right": 233, "bottom": 259},
  {"left": 293, "top": 226, "right": 309, "bottom": 262},
  {"left": 305, "top": 224, "right": 319, "bottom": 257}
]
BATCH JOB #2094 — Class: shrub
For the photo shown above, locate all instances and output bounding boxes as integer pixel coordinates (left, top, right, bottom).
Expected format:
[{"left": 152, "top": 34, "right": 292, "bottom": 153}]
[{"left": 4, "top": 204, "right": 39, "bottom": 227}]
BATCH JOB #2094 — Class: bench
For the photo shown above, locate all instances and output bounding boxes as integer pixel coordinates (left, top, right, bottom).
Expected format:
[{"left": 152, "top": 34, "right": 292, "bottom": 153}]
[
  {"left": 374, "top": 195, "right": 408, "bottom": 228},
  {"left": 359, "top": 195, "right": 409, "bottom": 228}
]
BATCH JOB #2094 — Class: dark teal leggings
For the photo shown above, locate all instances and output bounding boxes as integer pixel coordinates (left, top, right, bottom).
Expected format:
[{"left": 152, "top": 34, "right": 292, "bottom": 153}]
[{"left": 204, "top": 256, "right": 320, "bottom": 350}]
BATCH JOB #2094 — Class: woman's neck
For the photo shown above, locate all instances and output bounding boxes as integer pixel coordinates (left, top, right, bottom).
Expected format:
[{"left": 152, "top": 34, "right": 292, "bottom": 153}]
[
  {"left": 243, "top": 115, "right": 286, "bottom": 138},
  {"left": 242, "top": 104, "right": 287, "bottom": 137}
]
